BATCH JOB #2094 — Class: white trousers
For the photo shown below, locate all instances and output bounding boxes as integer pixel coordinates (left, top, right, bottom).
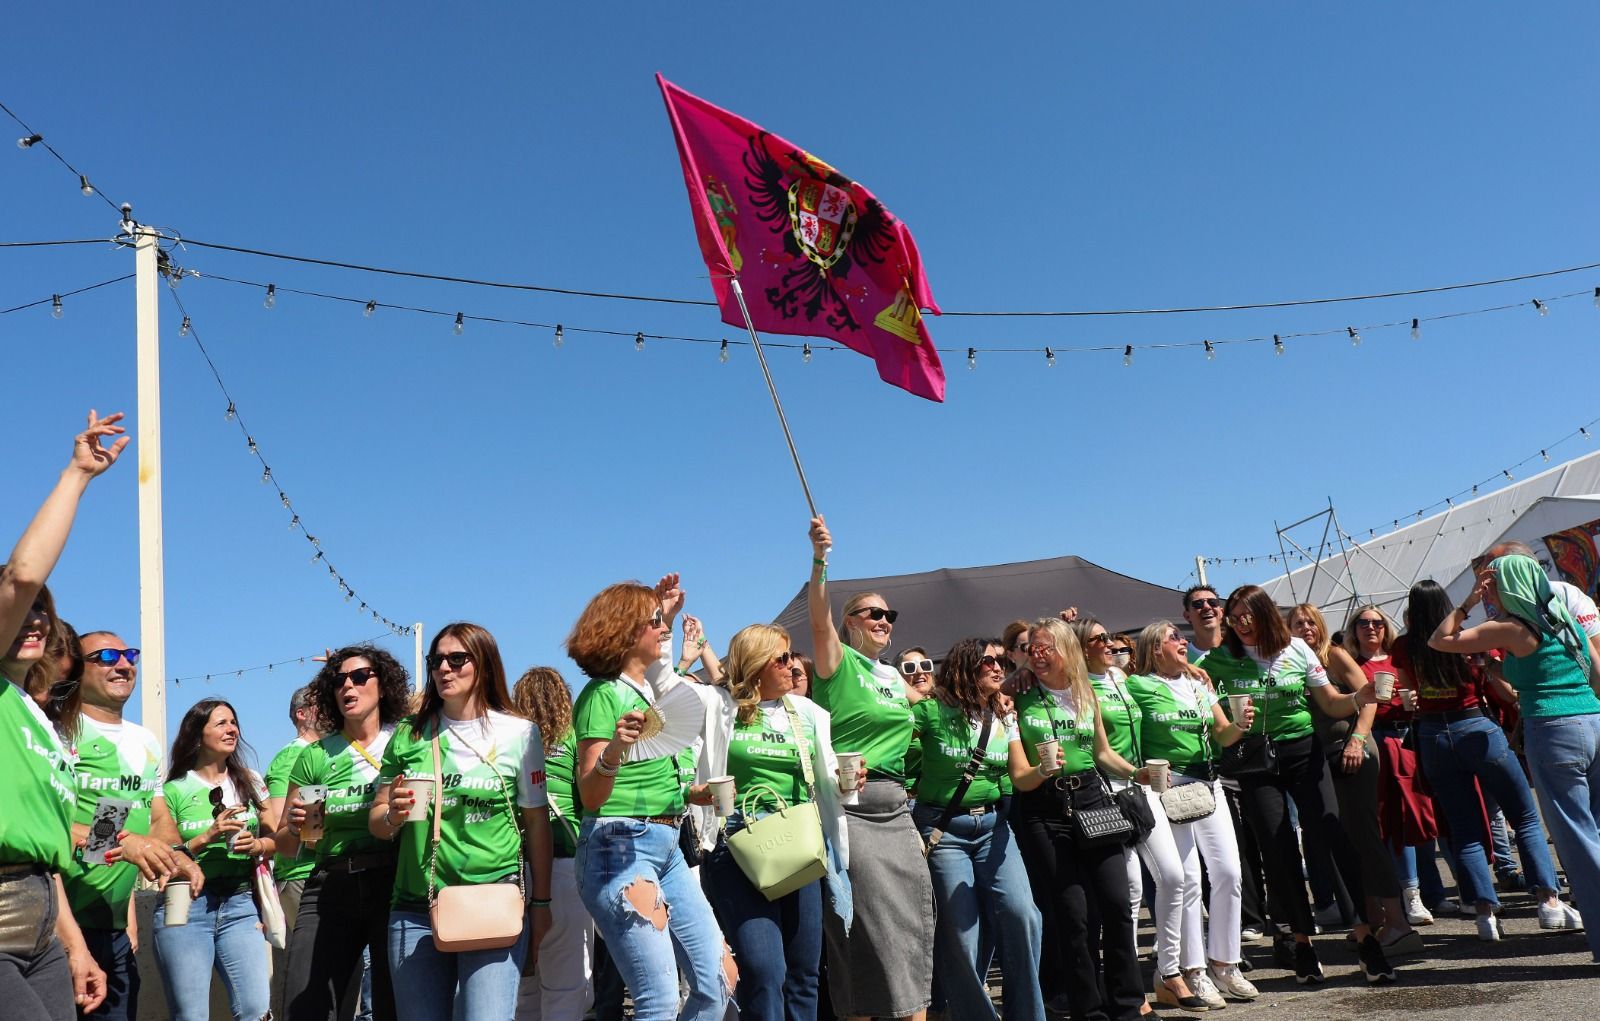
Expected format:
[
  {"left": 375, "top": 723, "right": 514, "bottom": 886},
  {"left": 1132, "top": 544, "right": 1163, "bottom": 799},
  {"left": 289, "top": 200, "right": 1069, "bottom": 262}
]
[
  {"left": 1166, "top": 780, "right": 1243, "bottom": 966},
  {"left": 1131, "top": 785, "right": 1190, "bottom": 976},
  {"left": 515, "top": 856, "right": 595, "bottom": 1021}
]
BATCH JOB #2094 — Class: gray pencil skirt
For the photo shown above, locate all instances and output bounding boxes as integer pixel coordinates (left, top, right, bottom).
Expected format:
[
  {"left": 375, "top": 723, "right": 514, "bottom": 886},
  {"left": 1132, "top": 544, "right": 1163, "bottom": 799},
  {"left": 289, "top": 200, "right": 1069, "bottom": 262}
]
[{"left": 822, "top": 779, "right": 934, "bottom": 1018}]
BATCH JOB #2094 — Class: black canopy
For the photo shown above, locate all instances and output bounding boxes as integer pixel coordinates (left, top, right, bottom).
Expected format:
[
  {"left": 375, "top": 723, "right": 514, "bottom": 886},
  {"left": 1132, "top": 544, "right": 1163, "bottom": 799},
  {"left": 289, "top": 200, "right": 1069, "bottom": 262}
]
[{"left": 771, "top": 555, "right": 1189, "bottom": 659}]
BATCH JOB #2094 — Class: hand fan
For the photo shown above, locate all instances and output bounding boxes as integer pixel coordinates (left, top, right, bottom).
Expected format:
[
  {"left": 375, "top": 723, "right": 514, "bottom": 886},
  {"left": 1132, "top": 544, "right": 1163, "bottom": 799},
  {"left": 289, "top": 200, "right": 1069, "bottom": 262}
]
[{"left": 627, "top": 682, "right": 705, "bottom": 762}]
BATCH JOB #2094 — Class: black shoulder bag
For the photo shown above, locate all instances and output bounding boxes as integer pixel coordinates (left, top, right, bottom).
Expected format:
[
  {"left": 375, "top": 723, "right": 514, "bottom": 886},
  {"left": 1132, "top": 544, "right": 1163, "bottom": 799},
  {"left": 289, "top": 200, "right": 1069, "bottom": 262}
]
[
  {"left": 924, "top": 711, "right": 994, "bottom": 853},
  {"left": 1214, "top": 673, "right": 1279, "bottom": 779},
  {"left": 1108, "top": 671, "right": 1156, "bottom": 840}
]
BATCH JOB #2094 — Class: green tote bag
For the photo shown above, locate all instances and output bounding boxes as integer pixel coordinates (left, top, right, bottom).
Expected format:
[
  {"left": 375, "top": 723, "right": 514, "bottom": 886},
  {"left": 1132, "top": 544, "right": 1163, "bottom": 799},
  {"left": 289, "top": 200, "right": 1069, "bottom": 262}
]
[{"left": 726, "top": 697, "right": 829, "bottom": 900}]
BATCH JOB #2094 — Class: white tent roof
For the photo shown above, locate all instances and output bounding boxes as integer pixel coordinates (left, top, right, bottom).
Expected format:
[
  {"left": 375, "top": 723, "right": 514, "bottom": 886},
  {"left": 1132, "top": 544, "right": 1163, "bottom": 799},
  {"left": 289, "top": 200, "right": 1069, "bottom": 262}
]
[{"left": 1259, "top": 450, "right": 1600, "bottom": 624}]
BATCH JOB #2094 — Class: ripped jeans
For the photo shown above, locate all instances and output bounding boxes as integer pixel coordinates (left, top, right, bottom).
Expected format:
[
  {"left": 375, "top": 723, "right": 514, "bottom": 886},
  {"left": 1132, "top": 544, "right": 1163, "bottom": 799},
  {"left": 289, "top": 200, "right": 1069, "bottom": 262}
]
[{"left": 576, "top": 817, "right": 730, "bottom": 1021}]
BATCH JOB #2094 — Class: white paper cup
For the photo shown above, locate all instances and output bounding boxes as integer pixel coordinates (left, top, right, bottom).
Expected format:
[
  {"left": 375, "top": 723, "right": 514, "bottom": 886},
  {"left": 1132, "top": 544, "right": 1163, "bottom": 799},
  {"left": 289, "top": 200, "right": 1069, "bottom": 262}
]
[
  {"left": 163, "top": 881, "right": 192, "bottom": 926},
  {"left": 1035, "top": 739, "right": 1061, "bottom": 775},
  {"left": 1373, "top": 671, "right": 1397, "bottom": 701},
  {"left": 1228, "top": 694, "right": 1252, "bottom": 725},
  {"left": 1146, "top": 758, "right": 1171, "bottom": 793},
  {"left": 1399, "top": 688, "right": 1419, "bottom": 711},
  {"left": 299, "top": 784, "right": 329, "bottom": 845},
  {"left": 399, "top": 777, "right": 436, "bottom": 825},
  {"left": 707, "top": 776, "right": 736, "bottom": 817},
  {"left": 836, "top": 752, "right": 863, "bottom": 792}
]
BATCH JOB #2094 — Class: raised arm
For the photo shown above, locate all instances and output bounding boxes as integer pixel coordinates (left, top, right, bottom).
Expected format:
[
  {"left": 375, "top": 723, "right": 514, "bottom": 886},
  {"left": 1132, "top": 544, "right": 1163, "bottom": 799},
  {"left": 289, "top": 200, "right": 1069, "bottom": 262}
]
[{"left": 808, "top": 516, "right": 843, "bottom": 679}]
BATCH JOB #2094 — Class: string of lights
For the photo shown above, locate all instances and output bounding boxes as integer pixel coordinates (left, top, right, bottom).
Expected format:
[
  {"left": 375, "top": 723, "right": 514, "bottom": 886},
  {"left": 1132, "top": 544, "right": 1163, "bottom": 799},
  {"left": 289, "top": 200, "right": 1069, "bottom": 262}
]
[
  {"left": 170, "top": 262, "right": 1599, "bottom": 368},
  {"left": 0, "top": 274, "right": 131, "bottom": 316},
  {"left": 168, "top": 631, "right": 393, "bottom": 685},
  {"left": 1, "top": 100, "right": 124, "bottom": 221},
  {"left": 163, "top": 282, "right": 413, "bottom": 637},
  {"left": 1198, "top": 412, "right": 1600, "bottom": 568}
]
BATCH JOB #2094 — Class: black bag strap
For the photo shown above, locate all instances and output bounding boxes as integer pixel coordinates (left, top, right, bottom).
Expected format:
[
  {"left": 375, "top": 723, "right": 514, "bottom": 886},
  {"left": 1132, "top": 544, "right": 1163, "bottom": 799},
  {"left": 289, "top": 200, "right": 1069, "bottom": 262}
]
[{"left": 928, "top": 710, "right": 995, "bottom": 849}]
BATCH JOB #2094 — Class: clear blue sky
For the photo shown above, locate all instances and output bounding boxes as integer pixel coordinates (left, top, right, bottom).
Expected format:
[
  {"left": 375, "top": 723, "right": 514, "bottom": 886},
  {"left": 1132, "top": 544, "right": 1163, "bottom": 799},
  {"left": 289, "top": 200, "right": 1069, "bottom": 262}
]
[{"left": 4, "top": 4, "right": 1598, "bottom": 756}]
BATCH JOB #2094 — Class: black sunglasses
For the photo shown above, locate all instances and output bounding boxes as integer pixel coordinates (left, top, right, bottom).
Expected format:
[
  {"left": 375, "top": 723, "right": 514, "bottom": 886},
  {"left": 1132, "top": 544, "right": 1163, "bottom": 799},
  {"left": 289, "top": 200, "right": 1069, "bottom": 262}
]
[
  {"left": 1087, "top": 634, "right": 1114, "bottom": 647},
  {"left": 1356, "top": 619, "right": 1387, "bottom": 631},
  {"left": 1013, "top": 641, "right": 1031, "bottom": 654},
  {"left": 427, "top": 651, "right": 473, "bottom": 672},
  {"left": 900, "top": 658, "right": 934, "bottom": 676},
  {"left": 978, "top": 654, "right": 1008, "bottom": 671},
  {"left": 850, "top": 607, "right": 898, "bottom": 624},
  {"left": 336, "top": 666, "right": 378, "bottom": 686},
  {"left": 1188, "top": 598, "right": 1223, "bottom": 610},
  {"left": 644, "top": 609, "right": 666, "bottom": 630},
  {"left": 208, "top": 785, "right": 226, "bottom": 818},
  {"left": 771, "top": 651, "right": 794, "bottom": 666},
  {"left": 87, "top": 648, "right": 141, "bottom": 665}
]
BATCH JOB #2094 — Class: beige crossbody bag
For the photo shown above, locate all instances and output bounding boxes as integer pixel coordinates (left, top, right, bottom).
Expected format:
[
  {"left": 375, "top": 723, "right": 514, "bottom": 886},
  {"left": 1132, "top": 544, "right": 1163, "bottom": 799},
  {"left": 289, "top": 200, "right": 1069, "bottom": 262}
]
[{"left": 427, "top": 731, "right": 526, "bottom": 952}]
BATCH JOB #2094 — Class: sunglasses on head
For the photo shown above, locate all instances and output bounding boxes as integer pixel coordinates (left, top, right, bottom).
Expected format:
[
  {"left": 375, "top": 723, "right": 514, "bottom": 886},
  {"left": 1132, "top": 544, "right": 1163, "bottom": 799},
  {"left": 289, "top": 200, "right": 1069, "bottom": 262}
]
[
  {"left": 336, "top": 666, "right": 378, "bottom": 686},
  {"left": 850, "top": 607, "right": 898, "bottom": 624},
  {"left": 978, "top": 654, "right": 1008, "bottom": 671},
  {"left": 87, "top": 648, "right": 140, "bottom": 666},
  {"left": 427, "top": 651, "right": 473, "bottom": 672},
  {"left": 900, "top": 658, "right": 934, "bottom": 676},
  {"left": 1188, "top": 598, "right": 1223, "bottom": 610}
]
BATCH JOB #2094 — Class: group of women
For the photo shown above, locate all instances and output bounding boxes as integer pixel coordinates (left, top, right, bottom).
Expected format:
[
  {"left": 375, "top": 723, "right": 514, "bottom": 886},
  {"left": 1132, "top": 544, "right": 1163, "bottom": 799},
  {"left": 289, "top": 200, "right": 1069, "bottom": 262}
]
[{"left": 7, "top": 414, "right": 1600, "bottom": 1021}]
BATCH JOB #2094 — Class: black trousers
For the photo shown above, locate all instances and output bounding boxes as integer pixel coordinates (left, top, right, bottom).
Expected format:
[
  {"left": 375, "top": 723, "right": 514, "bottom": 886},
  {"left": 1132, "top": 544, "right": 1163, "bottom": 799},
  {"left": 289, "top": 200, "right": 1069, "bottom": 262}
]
[
  {"left": 1015, "top": 792, "right": 1142, "bottom": 1021},
  {"left": 1235, "top": 734, "right": 1354, "bottom": 938},
  {"left": 283, "top": 863, "right": 397, "bottom": 1021}
]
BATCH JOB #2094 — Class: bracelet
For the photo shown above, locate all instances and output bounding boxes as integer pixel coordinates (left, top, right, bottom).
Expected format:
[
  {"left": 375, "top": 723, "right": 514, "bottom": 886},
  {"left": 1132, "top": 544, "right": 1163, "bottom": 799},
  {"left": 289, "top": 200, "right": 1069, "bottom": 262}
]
[
  {"left": 529, "top": 897, "right": 552, "bottom": 907},
  {"left": 812, "top": 557, "right": 827, "bottom": 566},
  {"left": 1350, "top": 732, "right": 1369, "bottom": 745},
  {"left": 595, "top": 756, "right": 621, "bottom": 777}
]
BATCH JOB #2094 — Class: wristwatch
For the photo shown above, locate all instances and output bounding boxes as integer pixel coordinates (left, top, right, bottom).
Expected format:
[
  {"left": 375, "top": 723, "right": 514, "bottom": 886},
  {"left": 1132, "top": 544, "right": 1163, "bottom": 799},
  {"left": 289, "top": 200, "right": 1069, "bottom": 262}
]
[{"left": 171, "top": 842, "right": 196, "bottom": 860}]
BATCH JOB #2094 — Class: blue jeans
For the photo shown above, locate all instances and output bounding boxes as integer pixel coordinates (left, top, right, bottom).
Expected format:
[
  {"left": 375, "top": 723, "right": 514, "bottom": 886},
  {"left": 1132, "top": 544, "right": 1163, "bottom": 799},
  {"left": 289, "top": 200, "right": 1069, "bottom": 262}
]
[
  {"left": 152, "top": 884, "right": 271, "bottom": 1021},
  {"left": 1523, "top": 713, "right": 1600, "bottom": 959},
  {"left": 387, "top": 909, "right": 526, "bottom": 1021},
  {"left": 912, "top": 803, "right": 1044, "bottom": 1021},
  {"left": 1418, "top": 714, "right": 1561, "bottom": 908},
  {"left": 703, "top": 829, "right": 821, "bottom": 1021},
  {"left": 576, "top": 817, "right": 729, "bottom": 1021},
  {"left": 80, "top": 928, "right": 137, "bottom": 1021}
]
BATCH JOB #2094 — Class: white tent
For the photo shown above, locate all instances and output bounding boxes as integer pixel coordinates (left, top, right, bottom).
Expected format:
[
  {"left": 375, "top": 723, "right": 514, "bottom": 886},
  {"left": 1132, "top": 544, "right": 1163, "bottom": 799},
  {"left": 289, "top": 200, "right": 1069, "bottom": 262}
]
[{"left": 1259, "top": 450, "right": 1600, "bottom": 626}]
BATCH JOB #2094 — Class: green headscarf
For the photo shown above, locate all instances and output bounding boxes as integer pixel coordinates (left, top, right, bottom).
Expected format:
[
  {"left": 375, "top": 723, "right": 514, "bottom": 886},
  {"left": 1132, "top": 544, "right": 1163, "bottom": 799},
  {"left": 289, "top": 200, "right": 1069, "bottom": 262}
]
[{"left": 1492, "top": 554, "right": 1591, "bottom": 671}]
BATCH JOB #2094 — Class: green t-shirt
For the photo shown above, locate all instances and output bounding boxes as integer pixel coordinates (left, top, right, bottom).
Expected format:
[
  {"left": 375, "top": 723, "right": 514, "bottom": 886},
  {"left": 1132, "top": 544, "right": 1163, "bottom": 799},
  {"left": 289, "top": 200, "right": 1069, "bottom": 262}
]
[
  {"left": 1089, "top": 671, "right": 1141, "bottom": 763},
  {"left": 265, "top": 739, "right": 316, "bottom": 882},
  {"left": 379, "top": 711, "right": 547, "bottom": 907},
  {"left": 0, "top": 680, "right": 75, "bottom": 870},
  {"left": 726, "top": 699, "right": 817, "bottom": 817},
  {"left": 164, "top": 771, "right": 266, "bottom": 881},
  {"left": 63, "top": 717, "right": 164, "bottom": 929},
  {"left": 910, "top": 699, "right": 1017, "bottom": 807},
  {"left": 544, "top": 730, "right": 579, "bottom": 855},
  {"left": 1199, "top": 639, "right": 1327, "bottom": 741},
  {"left": 813, "top": 645, "right": 914, "bottom": 786},
  {"left": 571, "top": 677, "right": 684, "bottom": 819},
  {"left": 1014, "top": 685, "right": 1096, "bottom": 774},
  {"left": 1126, "top": 673, "right": 1218, "bottom": 770},
  {"left": 288, "top": 727, "right": 394, "bottom": 861}
]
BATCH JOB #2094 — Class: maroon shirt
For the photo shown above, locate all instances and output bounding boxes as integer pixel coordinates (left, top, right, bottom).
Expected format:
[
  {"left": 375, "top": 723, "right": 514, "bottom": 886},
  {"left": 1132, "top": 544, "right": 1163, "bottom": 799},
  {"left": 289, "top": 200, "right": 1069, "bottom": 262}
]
[{"left": 1389, "top": 640, "right": 1484, "bottom": 714}]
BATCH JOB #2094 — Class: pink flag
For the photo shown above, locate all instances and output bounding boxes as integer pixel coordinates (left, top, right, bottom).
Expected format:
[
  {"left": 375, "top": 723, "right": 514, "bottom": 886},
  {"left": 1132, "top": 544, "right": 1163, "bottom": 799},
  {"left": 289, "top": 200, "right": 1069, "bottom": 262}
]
[{"left": 658, "top": 75, "right": 945, "bottom": 402}]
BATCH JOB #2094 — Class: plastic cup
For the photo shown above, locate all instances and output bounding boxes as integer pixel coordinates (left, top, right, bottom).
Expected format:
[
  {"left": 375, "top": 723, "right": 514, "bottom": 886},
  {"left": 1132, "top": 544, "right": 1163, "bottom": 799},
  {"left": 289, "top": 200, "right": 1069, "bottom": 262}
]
[
  {"left": 707, "top": 776, "right": 736, "bottom": 817},
  {"left": 163, "top": 881, "right": 192, "bottom": 926},
  {"left": 836, "top": 752, "right": 863, "bottom": 792},
  {"left": 299, "top": 784, "right": 329, "bottom": 845},
  {"left": 1373, "top": 672, "right": 1397, "bottom": 701},
  {"left": 1146, "top": 758, "right": 1171, "bottom": 793},
  {"left": 399, "top": 777, "right": 436, "bottom": 825},
  {"left": 1035, "top": 739, "right": 1061, "bottom": 775},
  {"left": 1228, "top": 694, "right": 1252, "bottom": 725}
]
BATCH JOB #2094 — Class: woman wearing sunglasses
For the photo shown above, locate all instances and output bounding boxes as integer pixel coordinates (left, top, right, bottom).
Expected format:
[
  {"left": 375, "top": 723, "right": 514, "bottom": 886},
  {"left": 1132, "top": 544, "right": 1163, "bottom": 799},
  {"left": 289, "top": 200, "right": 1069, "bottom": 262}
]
[
  {"left": 566, "top": 577, "right": 730, "bottom": 1021},
  {"left": 1009, "top": 616, "right": 1148, "bottom": 1021},
  {"left": 698, "top": 623, "right": 851, "bottom": 1021},
  {"left": 1199, "top": 586, "right": 1374, "bottom": 985},
  {"left": 369, "top": 624, "right": 552, "bottom": 1021},
  {"left": 275, "top": 645, "right": 412, "bottom": 1020},
  {"left": 0, "top": 410, "right": 126, "bottom": 1019},
  {"left": 154, "top": 698, "right": 279, "bottom": 1021},
  {"left": 910, "top": 638, "right": 1043, "bottom": 1021},
  {"left": 807, "top": 516, "right": 933, "bottom": 1021},
  {"left": 1127, "top": 622, "right": 1260, "bottom": 1004},
  {"left": 898, "top": 648, "right": 934, "bottom": 804}
]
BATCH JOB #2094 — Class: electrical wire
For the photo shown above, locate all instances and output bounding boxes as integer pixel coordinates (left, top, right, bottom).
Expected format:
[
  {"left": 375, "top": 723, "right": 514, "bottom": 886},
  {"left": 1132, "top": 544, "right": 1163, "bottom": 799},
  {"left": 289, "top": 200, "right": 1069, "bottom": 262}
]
[
  {"left": 0, "top": 99, "right": 125, "bottom": 220},
  {"left": 0, "top": 274, "right": 132, "bottom": 316},
  {"left": 169, "top": 631, "right": 394, "bottom": 685}
]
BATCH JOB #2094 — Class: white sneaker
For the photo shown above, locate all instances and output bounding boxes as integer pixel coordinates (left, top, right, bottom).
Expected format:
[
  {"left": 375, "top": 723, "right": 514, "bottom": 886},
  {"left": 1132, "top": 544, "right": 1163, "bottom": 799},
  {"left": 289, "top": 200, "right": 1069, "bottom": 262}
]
[
  {"left": 1207, "top": 963, "right": 1259, "bottom": 1001},
  {"left": 1539, "top": 902, "right": 1584, "bottom": 930},
  {"left": 1404, "top": 888, "right": 1434, "bottom": 926},
  {"left": 1186, "top": 969, "right": 1227, "bottom": 1010},
  {"left": 1240, "top": 926, "right": 1264, "bottom": 943},
  {"left": 1477, "top": 913, "right": 1502, "bottom": 942}
]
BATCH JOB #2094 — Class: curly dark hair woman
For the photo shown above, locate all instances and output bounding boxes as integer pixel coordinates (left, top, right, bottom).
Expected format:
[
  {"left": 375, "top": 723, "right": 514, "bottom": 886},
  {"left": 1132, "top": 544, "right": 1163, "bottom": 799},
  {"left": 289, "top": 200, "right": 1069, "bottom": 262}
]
[
  {"left": 309, "top": 643, "right": 412, "bottom": 732},
  {"left": 932, "top": 637, "right": 1009, "bottom": 719}
]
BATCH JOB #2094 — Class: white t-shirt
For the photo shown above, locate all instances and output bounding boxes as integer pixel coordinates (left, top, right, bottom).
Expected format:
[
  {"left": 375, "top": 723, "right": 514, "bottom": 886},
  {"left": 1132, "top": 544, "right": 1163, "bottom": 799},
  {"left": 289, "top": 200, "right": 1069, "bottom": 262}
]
[
  {"left": 439, "top": 710, "right": 548, "bottom": 809},
  {"left": 1246, "top": 637, "right": 1331, "bottom": 687},
  {"left": 1556, "top": 581, "right": 1600, "bottom": 639}
]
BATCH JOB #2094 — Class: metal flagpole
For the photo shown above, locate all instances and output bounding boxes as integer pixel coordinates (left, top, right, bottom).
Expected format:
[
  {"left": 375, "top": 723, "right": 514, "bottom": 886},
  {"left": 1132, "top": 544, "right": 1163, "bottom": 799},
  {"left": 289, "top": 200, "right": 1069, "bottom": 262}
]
[
  {"left": 729, "top": 278, "right": 819, "bottom": 518},
  {"left": 133, "top": 224, "right": 168, "bottom": 750},
  {"left": 414, "top": 622, "right": 425, "bottom": 694}
]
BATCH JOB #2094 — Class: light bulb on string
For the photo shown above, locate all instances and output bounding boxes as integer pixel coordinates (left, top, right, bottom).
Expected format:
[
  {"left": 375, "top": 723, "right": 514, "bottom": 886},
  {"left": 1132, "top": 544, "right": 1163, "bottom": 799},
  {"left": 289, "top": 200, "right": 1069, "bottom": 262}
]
[
  {"left": 1583, "top": 427, "right": 1592, "bottom": 441},
  {"left": 966, "top": 347, "right": 976, "bottom": 371},
  {"left": 454, "top": 313, "right": 464, "bottom": 336},
  {"left": 225, "top": 402, "right": 235, "bottom": 421},
  {"left": 261, "top": 467, "right": 272, "bottom": 484},
  {"left": 51, "top": 295, "right": 62, "bottom": 319},
  {"left": 264, "top": 284, "right": 276, "bottom": 309},
  {"left": 311, "top": 551, "right": 324, "bottom": 564},
  {"left": 1123, "top": 345, "right": 1133, "bottom": 367},
  {"left": 1203, "top": 340, "right": 1215, "bottom": 361},
  {"left": 364, "top": 300, "right": 376, "bottom": 318},
  {"left": 78, "top": 175, "right": 93, "bottom": 197},
  {"left": 280, "top": 493, "right": 291, "bottom": 509},
  {"left": 635, "top": 332, "right": 645, "bottom": 351},
  {"left": 1273, "top": 334, "right": 1284, "bottom": 356},
  {"left": 1594, "top": 287, "right": 1599, "bottom": 310},
  {"left": 1347, "top": 326, "right": 1361, "bottom": 347},
  {"left": 553, "top": 324, "right": 564, "bottom": 348},
  {"left": 1533, "top": 299, "right": 1548, "bottom": 317},
  {"left": 1503, "top": 469, "right": 1514, "bottom": 481},
  {"left": 1411, "top": 318, "right": 1420, "bottom": 340},
  {"left": 17, "top": 134, "right": 41, "bottom": 149},
  {"left": 1045, "top": 347, "right": 1056, "bottom": 368},
  {"left": 719, "top": 339, "right": 729, "bottom": 364},
  {"left": 803, "top": 343, "right": 812, "bottom": 363},
  {"left": 247, "top": 437, "right": 257, "bottom": 453},
  {"left": 288, "top": 514, "right": 299, "bottom": 529},
  {"left": 1543, "top": 450, "right": 1551, "bottom": 462},
  {"left": 179, "top": 316, "right": 191, "bottom": 337}
]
